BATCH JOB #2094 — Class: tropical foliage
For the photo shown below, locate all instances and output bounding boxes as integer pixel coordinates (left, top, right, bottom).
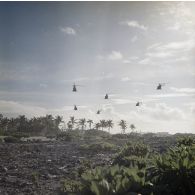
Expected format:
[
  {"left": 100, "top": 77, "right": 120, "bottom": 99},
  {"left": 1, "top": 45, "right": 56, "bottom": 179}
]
[
  {"left": 61, "top": 137, "right": 195, "bottom": 195},
  {"left": 113, "top": 142, "right": 150, "bottom": 167},
  {"left": 0, "top": 114, "right": 63, "bottom": 137}
]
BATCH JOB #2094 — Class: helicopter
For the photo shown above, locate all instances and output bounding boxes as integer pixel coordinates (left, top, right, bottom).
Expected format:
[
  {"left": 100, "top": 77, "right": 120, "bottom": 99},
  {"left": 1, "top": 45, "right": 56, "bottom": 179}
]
[
  {"left": 72, "top": 83, "right": 83, "bottom": 92},
  {"left": 73, "top": 84, "right": 77, "bottom": 92},
  {"left": 136, "top": 101, "right": 142, "bottom": 106},
  {"left": 105, "top": 94, "right": 109, "bottom": 99},
  {"left": 74, "top": 105, "right": 78, "bottom": 111},
  {"left": 156, "top": 83, "right": 166, "bottom": 90},
  {"left": 96, "top": 110, "right": 102, "bottom": 114}
]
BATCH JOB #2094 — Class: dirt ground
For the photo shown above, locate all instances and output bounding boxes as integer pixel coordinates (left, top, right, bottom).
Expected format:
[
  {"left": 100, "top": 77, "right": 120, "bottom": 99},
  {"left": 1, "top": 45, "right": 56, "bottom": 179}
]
[{"left": 0, "top": 141, "right": 114, "bottom": 195}]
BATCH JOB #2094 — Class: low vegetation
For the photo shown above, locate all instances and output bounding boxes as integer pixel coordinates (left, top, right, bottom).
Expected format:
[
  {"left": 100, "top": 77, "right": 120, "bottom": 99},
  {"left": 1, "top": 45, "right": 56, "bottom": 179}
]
[
  {"left": 80, "top": 142, "right": 117, "bottom": 152},
  {"left": 61, "top": 137, "right": 195, "bottom": 195}
]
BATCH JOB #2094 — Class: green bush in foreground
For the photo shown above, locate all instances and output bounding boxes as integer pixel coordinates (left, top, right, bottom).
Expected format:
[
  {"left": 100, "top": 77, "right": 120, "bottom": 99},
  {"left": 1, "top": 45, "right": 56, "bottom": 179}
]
[
  {"left": 177, "top": 136, "right": 195, "bottom": 147},
  {"left": 60, "top": 138, "right": 195, "bottom": 195},
  {"left": 81, "top": 165, "right": 152, "bottom": 195},
  {"left": 61, "top": 165, "right": 151, "bottom": 195},
  {"left": 61, "top": 179, "right": 82, "bottom": 194},
  {"left": 149, "top": 144, "right": 195, "bottom": 195},
  {"left": 113, "top": 142, "right": 149, "bottom": 167}
]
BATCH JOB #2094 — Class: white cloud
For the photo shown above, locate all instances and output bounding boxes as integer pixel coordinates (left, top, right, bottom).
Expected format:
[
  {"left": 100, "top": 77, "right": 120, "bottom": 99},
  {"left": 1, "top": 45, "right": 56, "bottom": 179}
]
[
  {"left": 184, "top": 102, "right": 195, "bottom": 115},
  {"left": 170, "top": 87, "right": 195, "bottom": 93},
  {"left": 97, "top": 51, "right": 123, "bottom": 61},
  {"left": 140, "top": 39, "right": 195, "bottom": 65},
  {"left": 146, "top": 51, "right": 173, "bottom": 58},
  {"left": 139, "top": 58, "right": 151, "bottom": 65},
  {"left": 98, "top": 103, "right": 187, "bottom": 133},
  {"left": 123, "top": 60, "right": 131, "bottom": 64},
  {"left": 159, "top": 40, "right": 195, "bottom": 51},
  {"left": 93, "top": 73, "right": 114, "bottom": 81},
  {"left": 147, "top": 40, "right": 195, "bottom": 58},
  {"left": 140, "top": 103, "right": 185, "bottom": 121},
  {"left": 0, "top": 100, "right": 46, "bottom": 117},
  {"left": 0, "top": 100, "right": 89, "bottom": 119},
  {"left": 122, "top": 56, "right": 139, "bottom": 64},
  {"left": 131, "top": 35, "right": 138, "bottom": 42},
  {"left": 108, "top": 51, "right": 123, "bottom": 60},
  {"left": 120, "top": 20, "right": 147, "bottom": 31},
  {"left": 146, "top": 93, "right": 194, "bottom": 99},
  {"left": 167, "top": 22, "right": 181, "bottom": 31},
  {"left": 147, "top": 43, "right": 162, "bottom": 50},
  {"left": 112, "top": 98, "right": 134, "bottom": 105},
  {"left": 121, "top": 77, "right": 131, "bottom": 82},
  {"left": 157, "top": 2, "right": 195, "bottom": 37},
  {"left": 62, "top": 73, "right": 114, "bottom": 83},
  {"left": 60, "top": 27, "right": 76, "bottom": 35}
]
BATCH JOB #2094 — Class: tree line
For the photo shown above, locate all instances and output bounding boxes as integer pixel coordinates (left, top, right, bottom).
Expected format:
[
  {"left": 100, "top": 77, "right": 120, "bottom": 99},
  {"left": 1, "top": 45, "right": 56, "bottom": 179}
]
[
  {"left": 66, "top": 117, "right": 136, "bottom": 133},
  {"left": 0, "top": 114, "right": 137, "bottom": 136},
  {"left": 0, "top": 114, "right": 63, "bottom": 136}
]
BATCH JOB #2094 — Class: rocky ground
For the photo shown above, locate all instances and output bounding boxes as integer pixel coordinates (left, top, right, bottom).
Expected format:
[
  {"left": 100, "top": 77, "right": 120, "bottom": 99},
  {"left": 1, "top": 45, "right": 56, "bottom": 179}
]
[{"left": 0, "top": 141, "right": 115, "bottom": 195}]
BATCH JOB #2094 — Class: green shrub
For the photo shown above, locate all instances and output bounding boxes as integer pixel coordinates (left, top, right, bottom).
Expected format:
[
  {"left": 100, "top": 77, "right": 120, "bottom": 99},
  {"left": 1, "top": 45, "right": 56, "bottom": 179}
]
[
  {"left": 150, "top": 145, "right": 195, "bottom": 195},
  {"left": 84, "top": 130, "right": 111, "bottom": 139},
  {"left": 77, "top": 159, "right": 93, "bottom": 177},
  {"left": 11, "top": 132, "right": 29, "bottom": 139},
  {"left": 59, "top": 140, "right": 195, "bottom": 195},
  {"left": 0, "top": 129, "right": 5, "bottom": 136},
  {"left": 177, "top": 136, "right": 195, "bottom": 147},
  {"left": 31, "top": 172, "right": 40, "bottom": 187},
  {"left": 113, "top": 142, "right": 149, "bottom": 167},
  {"left": 57, "top": 131, "right": 82, "bottom": 141},
  {"left": 61, "top": 179, "right": 82, "bottom": 193},
  {"left": 112, "top": 134, "right": 129, "bottom": 139},
  {"left": 81, "top": 165, "right": 152, "bottom": 195},
  {"left": 4, "top": 136, "right": 19, "bottom": 143},
  {"left": 0, "top": 136, "right": 4, "bottom": 143}
]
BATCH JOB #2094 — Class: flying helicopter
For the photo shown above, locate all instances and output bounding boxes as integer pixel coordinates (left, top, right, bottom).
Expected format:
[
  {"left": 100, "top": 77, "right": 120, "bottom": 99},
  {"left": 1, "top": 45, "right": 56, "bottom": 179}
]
[
  {"left": 74, "top": 105, "right": 78, "bottom": 111},
  {"left": 96, "top": 110, "right": 102, "bottom": 114},
  {"left": 104, "top": 94, "right": 109, "bottom": 99},
  {"left": 156, "top": 83, "right": 167, "bottom": 90},
  {"left": 136, "top": 101, "right": 142, "bottom": 106},
  {"left": 72, "top": 83, "right": 83, "bottom": 92},
  {"left": 104, "top": 92, "right": 116, "bottom": 99}
]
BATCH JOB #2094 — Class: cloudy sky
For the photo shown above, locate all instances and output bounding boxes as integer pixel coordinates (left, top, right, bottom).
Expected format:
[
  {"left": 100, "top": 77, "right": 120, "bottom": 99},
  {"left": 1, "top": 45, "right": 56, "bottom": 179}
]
[{"left": 0, "top": 2, "right": 195, "bottom": 133}]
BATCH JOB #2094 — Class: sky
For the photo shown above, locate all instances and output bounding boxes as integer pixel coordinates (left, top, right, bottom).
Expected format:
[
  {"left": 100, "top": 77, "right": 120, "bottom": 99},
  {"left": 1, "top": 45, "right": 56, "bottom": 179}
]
[{"left": 0, "top": 2, "right": 195, "bottom": 134}]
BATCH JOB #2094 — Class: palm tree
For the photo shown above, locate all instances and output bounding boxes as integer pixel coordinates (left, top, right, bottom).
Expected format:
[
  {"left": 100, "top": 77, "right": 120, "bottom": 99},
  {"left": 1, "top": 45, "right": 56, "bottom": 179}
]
[
  {"left": 95, "top": 123, "right": 101, "bottom": 130},
  {"left": 69, "top": 116, "right": 77, "bottom": 130},
  {"left": 17, "top": 115, "right": 28, "bottom": 132},
  {"left": 55, "top": 115, "right": 63, "bottom": 127},
  {"left": 107, "top": 120, "right": 114, "bottom": 133},
  {"left": 87, "top": 119, "right": 93, "bottom": 130},
  {"left": 78, "top": 118, "right": 86, "bottom": 130},
  {"left": 100, "top": 120, "right": 107, "bottom": 131},
  {"left": 8, "top": 118, "right": 17, "bottom": 132},
  {"left": 67, "top": 121, "right": 73, "bottom": 131},
  {"left": 118, "top": 120, "right": 127, "bottom": 134},
  {"left": 0, "top": 114, "right": 3, "bottom": 122},
  {"left": 0, "top": 116, "right": 9, "bottom": 132},
  {"left": 42, "top": 114, "right": 55, "bottom": 135},
  {"left": 45, "top": 114, "right": 54, "bottom": 130},
  {"left": 130, "top": 124, "right": 136, "bottom": 133}
]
